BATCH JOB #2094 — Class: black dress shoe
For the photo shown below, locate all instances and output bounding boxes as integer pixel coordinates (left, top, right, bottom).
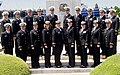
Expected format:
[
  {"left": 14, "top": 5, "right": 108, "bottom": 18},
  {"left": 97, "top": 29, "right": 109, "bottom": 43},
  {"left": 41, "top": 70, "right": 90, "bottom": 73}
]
[
  {"left": 56, "top": 66, "right": 61, "bottom": 68},
  {"left": 67, "top": 65, "right": 74, "bottom": 68},
  {"left": 80, "top": 65, "right": 87, "bottom": 68},
  {"left": 91, "top": 64, "right": 96, "bottom": 67},
  {"left": 63, "top": 53, "right": 68, "bottom": 56},
  {"left": 45, "top": 66, "right": 50, "bottom": 68},
  {"left": 50, "top": 65, "right": 53, "bottom": 67}
]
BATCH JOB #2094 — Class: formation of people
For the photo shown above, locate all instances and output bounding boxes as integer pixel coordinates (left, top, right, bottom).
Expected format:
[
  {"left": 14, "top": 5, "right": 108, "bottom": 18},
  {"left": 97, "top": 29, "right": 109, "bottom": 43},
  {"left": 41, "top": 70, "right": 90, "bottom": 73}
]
[{"left": 0, "top": 6, "right": 119, "bottom": 68}]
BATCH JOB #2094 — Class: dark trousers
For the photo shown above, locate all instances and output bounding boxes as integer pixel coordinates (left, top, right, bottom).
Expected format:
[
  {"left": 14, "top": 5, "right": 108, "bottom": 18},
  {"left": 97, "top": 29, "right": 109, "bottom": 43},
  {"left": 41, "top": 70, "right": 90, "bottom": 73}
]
[
  {"left": 54, "top": 45, "right": 63, "bottom": 66},
  {"left": 92, "top": 45, "right": 100, "bottom": 66},
  {"left": 105, "top": 47, "right": 114, "bottom": 58},
  {"left": 15, "top": 39, "right": 20, "bottom": 57},
  {"left": 101, "top": 32, "right": 106, "bottom": 55},
  {"left": 44, "top": 47, "right": 51, "bottom": 67},
  {"left": 31, "top": 47, "right": 42, "bottom": 68},
  {"left": 4, "top": 46, "right": 13, "bottom": 55},
  {"left": 68, "top": 44, "right": 75, "bottom": 67},
  {"left": 80, "top": 45, "right": 88, "bottom": 66},
  {"left": 113, "top": 35, "right": 117, "bottom": 54},
  {"left": 88, "top": 31, "right": 93, "bottom": 55},
  {"left": 19, "top": 47, "right": 28, "bottom": 62},
  {"left": 75, "top": 28, "right": 81, "bottom": 55}
]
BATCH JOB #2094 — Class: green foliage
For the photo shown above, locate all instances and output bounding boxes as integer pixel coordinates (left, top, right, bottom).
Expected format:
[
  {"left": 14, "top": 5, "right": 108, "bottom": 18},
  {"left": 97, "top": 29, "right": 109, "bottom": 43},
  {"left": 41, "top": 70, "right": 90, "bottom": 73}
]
[
  {"left": 0, "top": 54, "right": 30, "bottom": 75},
  {"left": 114, "top": 6, "right": 120, "bottom": 17},
  {"left": 90, "top": 54, "right": 120, "bottom": 75}
]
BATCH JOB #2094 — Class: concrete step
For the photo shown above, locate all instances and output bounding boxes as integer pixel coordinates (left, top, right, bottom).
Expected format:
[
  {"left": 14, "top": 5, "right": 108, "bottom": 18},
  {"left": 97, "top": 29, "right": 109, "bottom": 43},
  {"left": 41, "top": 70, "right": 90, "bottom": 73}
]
[
  {"left": 26, "top": 55, "right": 106, "bottom": 61},
  {"left": 26, "top": 58, "right": 105, "bottom": 68},
  {"left": 30, "top": 68, "right": 93, "bottom": 74},
  {"left": 31, "top": 72, "right": 90, "bottom": 75}
]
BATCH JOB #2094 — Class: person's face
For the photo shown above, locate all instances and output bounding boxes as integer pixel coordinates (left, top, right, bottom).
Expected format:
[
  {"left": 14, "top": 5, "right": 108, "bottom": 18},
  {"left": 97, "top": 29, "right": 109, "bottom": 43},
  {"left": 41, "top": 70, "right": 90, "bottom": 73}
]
[
  {"left": 50, "top": 10, "right": 54, "bottom": 14},
  {"left": 20, "top": 26, "right": 26, "bottom": 30},
  {"left": 100, "top": 11, "right": 105, "bottom": 16},
  {"left": 46, "top": 24, "right": 50, "bottom": 28},
  {"left": 110, "top": 12, "right": 115, "bottom": 17},
  {"left": 93, "top": 22, "right": 98, "bottom": 27},
  {"left": 37, "top": 11, "right": 42, "bottom": 16},
  {"left": 67, "top": 21, "right": 72, "bottom": 26},
  {"left": 88, "top": 11, "right": 92, "bottom": 15},
  {"left": 28, "top": 12, "right": 33, "bottom": 16},
  {"left": 106, "top": 22, "right": 111, "bottom": 28},
  {"left": 76, "top": 10, "right": 80, "bottom": 14},
  {"left": 81, "top": 24, "right": 86, "bottom": 29},
  {"left": 65, "top": 10, "right": 70, "bottom": 14},
  {"left": 33, "top": 25, "right": 38, "bottom": 29},
  {"left": 56, "top": 23, "right": 61, "bottom": 27},
  {"left": 3, "top": 14, "right": 8, "bottom": 19},
  {"left": 15, "top": 13, "right": 20, "bottom": 18},
  {"left": 5, "top": 26, "right": 10, "bottom": 31}
]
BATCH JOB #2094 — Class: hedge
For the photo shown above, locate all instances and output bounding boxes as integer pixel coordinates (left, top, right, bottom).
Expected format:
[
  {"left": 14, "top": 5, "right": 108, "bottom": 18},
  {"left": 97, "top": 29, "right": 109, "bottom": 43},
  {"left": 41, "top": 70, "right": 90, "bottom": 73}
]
[
  {"left": 0, "top": 54, "right": 30, "bottom": 75},
  {"left": 90, "top": 54, "right": 120, "bottom": 75}
]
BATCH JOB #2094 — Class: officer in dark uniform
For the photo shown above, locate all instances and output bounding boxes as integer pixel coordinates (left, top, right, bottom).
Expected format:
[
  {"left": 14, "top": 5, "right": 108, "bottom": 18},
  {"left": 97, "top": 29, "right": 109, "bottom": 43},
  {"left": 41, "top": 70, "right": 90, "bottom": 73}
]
[
  {"left": 98, "top": 9, "right": 107, "bottom": 55},
  {"left": 65, "top": 19, "right": 75, "bottom": 68},
  {"left": 16, "top": 22, "right": 30, "bottom": 62},
  {"left": 86, "top": 8, "right": 96, "bottom": 55},
  {"left": 42, "top": 21, "right": 52, "bottom": 68},
  {"left": 23, "top": 9, "right": 33, "bottom": 56},
  {"left": 90, "top": 20, "right": 101, "bottom": 67},
  {"left": 63, "top": 7, "right": 74, "bottom": 31},
  {"left": 30, "top": 22, "right": 43, "bottom": 68},
  {"left": 79, "top": 21, "right": 88, "bottom": 68},
  {"left": 103, "top": 19, "right": 115, "bottom": 57},
  {"left": 63, "top": 7, "right": 74, "bottom": 55},
  {"left": 12, "top": 11, "right": 21, "bottom": 37},
  {"left": 73, "top": 6, "right": 85, "bottom": 56},
  {"left": 23, "top": 9, "right": 33, "bottom": 32},
  {"left": 45, "top": 6, "right": 58, "bottom": 29},
  {"left": 34, "top": 8, "right": 45, "bottom": 31},
  {"left": 1, "top": 11, "right": 11, "bottom": 32},
  {"left": 12, "top": 11, "right": 22, "bottom": 57},
  {"left": 1, "top": 23, "right": 14, "bottom": 55},
  {"left": 52, "top": 21, "right": 64, "bottom": 68},
  {"left": 109, "top": 9, "right": 119, "bottom": 54}
]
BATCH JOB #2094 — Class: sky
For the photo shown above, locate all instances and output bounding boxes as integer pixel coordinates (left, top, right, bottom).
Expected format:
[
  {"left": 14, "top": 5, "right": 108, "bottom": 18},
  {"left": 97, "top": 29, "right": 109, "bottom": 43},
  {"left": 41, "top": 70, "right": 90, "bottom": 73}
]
[{"left": 0, "top": 0, "right": 120, "bottom": 10}]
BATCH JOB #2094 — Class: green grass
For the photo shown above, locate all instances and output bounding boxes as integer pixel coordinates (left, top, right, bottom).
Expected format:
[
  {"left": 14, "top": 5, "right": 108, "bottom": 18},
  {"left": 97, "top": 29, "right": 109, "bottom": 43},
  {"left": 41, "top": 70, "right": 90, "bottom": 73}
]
[
  {"left": 90, "top": 54, "right": 120, "bottom": 75},
  {"left": 0, "top": 54, "right": 30, "bottom": 75}
]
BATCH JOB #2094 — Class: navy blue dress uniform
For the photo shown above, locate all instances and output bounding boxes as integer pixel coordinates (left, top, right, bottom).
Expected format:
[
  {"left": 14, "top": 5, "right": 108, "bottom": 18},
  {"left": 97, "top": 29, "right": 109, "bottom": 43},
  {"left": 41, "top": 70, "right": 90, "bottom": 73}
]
[
  {"left": 16, "top": 22, "right": 30, "bottom": 62},
  {"left": 109, "top": 9, "right": 119, "bottom": 54},
  {"left": 79, "top": 21, "right": 88, "bottom": 68},
  {"left": 12, "top": 11, "right": 21, "bottom": 37},
  {"left": 85, "top": 8, "right": 97, "bottom": 55},
  {"left": 42, "top": 21, "right": 52, "bottom": 68},
  {"left": 30, "top": 22, "right": 43, "bottom": 68},
  {"left": 1, "top": 23, "right": 14, "bottom": 55},
  {"left": 23, "top": 9, "right": 33, "bottom": 32},
  {"left": 90, "top": 20, "right": 101, "bottom": 67},
  {"left": 103, "top": 19, "right": 115, "bottom": 57},
  {"left": 63, "top": 7, "right": 74, "bottom": 31},
  {"left": 34, "top": 8, "right": 45, "bottom": 31},
  {"left": 73, "top": 6, "right": 85, "bottom": 56},
  {"left": 23, "top": 9, "right": 33, "bottom": 56},
  {"left": 12, "top": 11, "right": 22, "bottom": 57},
  {"left": 12, "top": 18, "right": 21, "bottom": 36},
  {"left": 65, "top": 19, "right": 75, "bottom": 68},
  {"left": 98, "top": 9, "right": 108, "bottom": 55},
  {"left": 45, "top": 6, "right": 58, "bottom": 29},
  {"left": 52, "top": 21, "right": 64, "bottom": 68},
  {"left": 63, "top": 7, "right": 74, "bottom": 55},
  {"left": 1, "top": 11, "right": 11, "bottom": 32}
]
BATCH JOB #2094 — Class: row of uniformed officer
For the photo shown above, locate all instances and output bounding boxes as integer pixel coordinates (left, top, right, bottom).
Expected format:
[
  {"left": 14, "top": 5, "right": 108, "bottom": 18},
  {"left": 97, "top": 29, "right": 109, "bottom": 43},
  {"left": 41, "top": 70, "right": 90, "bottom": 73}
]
[
  {"left": 30, "top": 22, "right": 43, "bottom": 68},
  {"left": 1, "top": 23, "right": 14, "bottom": 55}
]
